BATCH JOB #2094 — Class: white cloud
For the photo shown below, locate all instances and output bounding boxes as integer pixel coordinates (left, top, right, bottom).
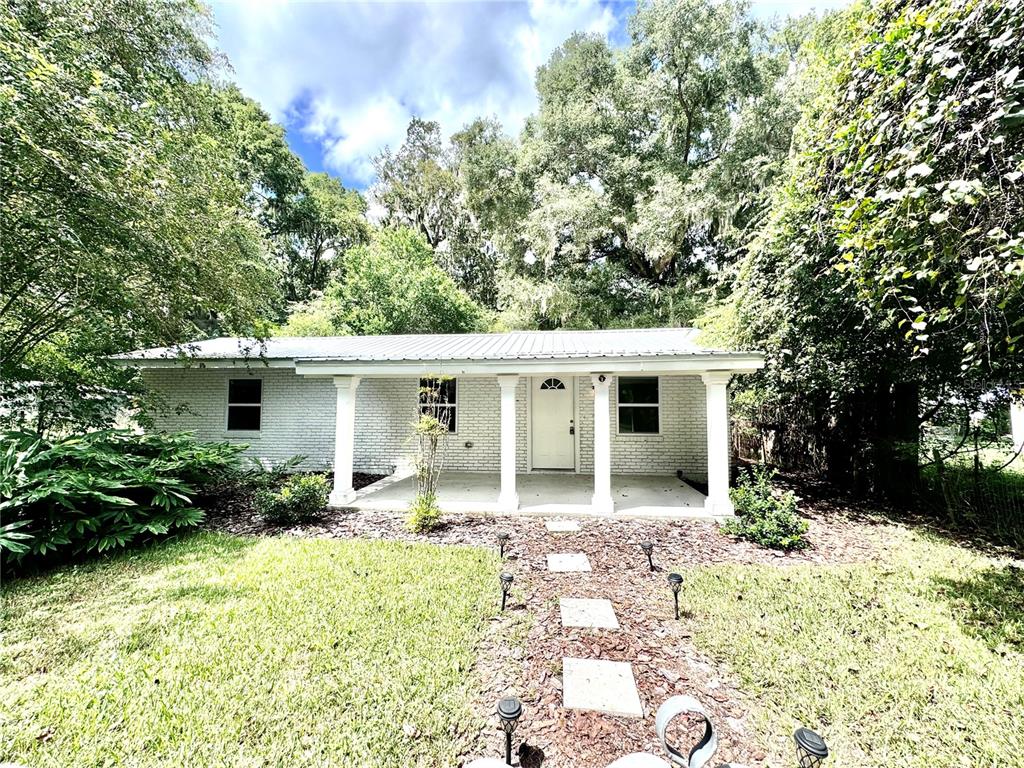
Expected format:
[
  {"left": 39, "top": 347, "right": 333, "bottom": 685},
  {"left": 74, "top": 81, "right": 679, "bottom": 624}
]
[
  {"left": 212, "top": 0, "right": 617, "bottom": 185},
  {"left": 212, "top": 0, "right": 849, "bottom": 186}
]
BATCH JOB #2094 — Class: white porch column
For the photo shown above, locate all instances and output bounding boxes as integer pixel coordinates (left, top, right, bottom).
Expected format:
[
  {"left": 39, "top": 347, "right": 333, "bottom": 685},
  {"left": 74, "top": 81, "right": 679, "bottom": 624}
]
[
  {"left": 497, "top": 375, "right": 519, "bottom": 511},
  {"left": 329, "top": 375, "right": 361, "bottom": 507},
  {"left": 702, "top": 371, "right": 734, "bottom": 516},
  {"left": 591, "top": 374, "right": 614, "bottom": 514}
]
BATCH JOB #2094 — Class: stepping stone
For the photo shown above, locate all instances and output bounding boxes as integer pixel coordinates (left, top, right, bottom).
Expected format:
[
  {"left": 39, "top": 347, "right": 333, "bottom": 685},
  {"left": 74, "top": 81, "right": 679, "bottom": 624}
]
[
  {"left": 547, "top": 553, "right": 591, "bottom": 572},
  {"left": 545, "top": 519, "right": 581, "bottom": 533},
  {"left": 562, "top": 657, "right": 643, "bottom": 718},
  {"left": 560, "top": 597, "right": 619, "bottom": 629}
]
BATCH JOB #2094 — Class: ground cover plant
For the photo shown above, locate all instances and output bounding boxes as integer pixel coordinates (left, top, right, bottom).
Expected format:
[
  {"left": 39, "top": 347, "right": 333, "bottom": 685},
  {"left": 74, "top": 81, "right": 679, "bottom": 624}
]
[
  {"left": 722, "top": 466, "right": 808, "bottom": 550},
  {"left": 254, "top": 472, "right": 330, "bottom": 524},
  {"left": 0, "top": 533, "right": 498, "bottom": 767},
  {"left": 677, "top": 530, "right": 1024, "bottom": 766},
  {"left": 0, "top": 430, "right": 243, "bottom": 570}
]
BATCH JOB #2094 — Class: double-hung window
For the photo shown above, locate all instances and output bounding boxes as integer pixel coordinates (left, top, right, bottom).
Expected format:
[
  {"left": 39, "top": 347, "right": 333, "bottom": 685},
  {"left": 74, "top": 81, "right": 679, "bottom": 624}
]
[
  {"left": 227, "top": 378, "right": 262, "bottom": 432},
  {"left": 419, "top": 377, "right": 457, "bottom": 432},
  {"left": 617, "top": 376, "right": 659, "bottom": 434}
]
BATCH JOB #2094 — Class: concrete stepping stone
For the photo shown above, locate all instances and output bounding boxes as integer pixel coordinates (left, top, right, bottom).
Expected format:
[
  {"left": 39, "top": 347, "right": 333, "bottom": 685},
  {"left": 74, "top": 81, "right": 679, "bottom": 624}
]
[
  {"left": 560, "top": 597, "right": 619, "bottom": 629},
  {"left": 545, "top": 519, "right": 581, "bottom": 533},
  {"left": 547, "top": 552, "right": 591, "bottom": 572},
  {"left": 563, "top": 657, "right": 643, "bottom": 718}
]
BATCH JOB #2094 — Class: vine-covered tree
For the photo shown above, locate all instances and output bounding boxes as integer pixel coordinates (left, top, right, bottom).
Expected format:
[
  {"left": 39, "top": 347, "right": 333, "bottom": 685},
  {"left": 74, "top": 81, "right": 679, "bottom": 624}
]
[{"left": 711, "top": 0, "right": 1024, "bottom": 494}]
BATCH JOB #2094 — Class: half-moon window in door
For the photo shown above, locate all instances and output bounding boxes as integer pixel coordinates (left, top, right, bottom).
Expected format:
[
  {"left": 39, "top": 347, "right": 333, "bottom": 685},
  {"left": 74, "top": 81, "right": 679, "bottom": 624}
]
[{"left": 540, "top": 378, "right": 566, "bottom": 390}]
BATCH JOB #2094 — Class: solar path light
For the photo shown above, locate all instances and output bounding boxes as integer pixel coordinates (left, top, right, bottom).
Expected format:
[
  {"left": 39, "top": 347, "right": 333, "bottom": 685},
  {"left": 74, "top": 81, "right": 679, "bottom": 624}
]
[
  {"left": 497, "top": 697, "right": 522, "bottom": 766},
  {"left": 497, "top": 532, "right": 510, "bottom": 558},
  {"left": 794, "top": 728, "right": 829, "bottom": 768},
  {"left": 640, "top": 541, "right": 655, "bottom": 571},
  {"left": 499, "top": 572, "right": 514, "bottom": 612},
  {"left": 667, "top": 572, "right": 683, "bottom": 620}
]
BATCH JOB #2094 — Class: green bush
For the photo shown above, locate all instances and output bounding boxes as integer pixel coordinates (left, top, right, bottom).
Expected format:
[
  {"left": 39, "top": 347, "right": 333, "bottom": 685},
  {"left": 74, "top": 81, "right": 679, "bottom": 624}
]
[
  {"left": 722, "top": 465, "right": 809, "bottom": 550},
  {"left": 406, "top": 492, "right": 442, "bottom": 533},
  {"left": 255, "top": 473, "right": 330, "bottom": 525},
  {"left": 0, "top": 430, "right": 244, "bottom": 570}
]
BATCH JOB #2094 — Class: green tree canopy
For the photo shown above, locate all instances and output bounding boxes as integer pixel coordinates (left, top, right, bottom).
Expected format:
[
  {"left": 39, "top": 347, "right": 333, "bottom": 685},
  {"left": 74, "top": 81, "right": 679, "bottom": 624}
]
[
  {"left": 278, "top": 227, "right": 486, "bottom": 337},
  {"left": 275, "top": 172, "right": 370, "bottom": 304},
  {"left": 0, "top": 0, "right": 285, "bottom": 383}
]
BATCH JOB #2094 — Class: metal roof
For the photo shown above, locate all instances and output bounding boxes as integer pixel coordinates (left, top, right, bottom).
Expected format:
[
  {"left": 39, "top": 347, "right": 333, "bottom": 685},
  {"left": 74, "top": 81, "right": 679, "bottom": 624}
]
[{"left": 117, "top": 328, "right": 754, "bottom": 364}]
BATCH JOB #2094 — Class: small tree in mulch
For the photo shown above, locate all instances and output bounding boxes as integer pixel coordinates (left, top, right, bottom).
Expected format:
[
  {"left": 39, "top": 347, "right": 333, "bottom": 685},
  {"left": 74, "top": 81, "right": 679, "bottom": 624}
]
[{"left": 407, "top": 378, "right": 453, "bottom": 533}]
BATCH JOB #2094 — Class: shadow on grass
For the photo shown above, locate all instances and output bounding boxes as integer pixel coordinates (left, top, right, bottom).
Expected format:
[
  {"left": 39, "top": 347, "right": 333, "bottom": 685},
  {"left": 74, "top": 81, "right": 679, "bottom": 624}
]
[
  {"left": 771, "top": 467, "right": 1024, "bottom": 558},
  {"left": 3, "top": 536, "right": 256, "bottom": 593},
  {"left": 932, "top": 564, "right": 1024, "bottom": 651}
]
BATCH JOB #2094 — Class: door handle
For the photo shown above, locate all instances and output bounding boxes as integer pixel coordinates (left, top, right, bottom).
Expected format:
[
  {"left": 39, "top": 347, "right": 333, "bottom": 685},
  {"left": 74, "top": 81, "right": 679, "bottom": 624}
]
[{"left": 569, "top": 420, "right": 575, "bottom": 436}]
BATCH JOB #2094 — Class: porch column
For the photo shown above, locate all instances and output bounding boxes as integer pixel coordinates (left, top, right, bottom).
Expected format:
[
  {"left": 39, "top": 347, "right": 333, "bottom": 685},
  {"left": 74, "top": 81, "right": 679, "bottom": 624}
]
[
  {"left": 591, "top": 374, "right": 614, "bottom": 514},
  {"left": 702, "top": 371, "right": 734, "bottom": 516},
  {"left": 497, "top": 375, "right": 519, "bottom": 511},
  {"left": 329, "top": 375, "right": 361, "bottom": 506}
]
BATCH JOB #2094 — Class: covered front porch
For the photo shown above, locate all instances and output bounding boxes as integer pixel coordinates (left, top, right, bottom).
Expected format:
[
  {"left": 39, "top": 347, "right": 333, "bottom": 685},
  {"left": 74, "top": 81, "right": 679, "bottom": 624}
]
[{"left": 350, "top": 470, "right": 710, "bottom": 519}]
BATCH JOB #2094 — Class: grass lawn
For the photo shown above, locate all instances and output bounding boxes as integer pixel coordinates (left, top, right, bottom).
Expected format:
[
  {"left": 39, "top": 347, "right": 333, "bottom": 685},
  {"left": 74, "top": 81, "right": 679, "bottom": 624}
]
[
  {"left": 679, "top": 529, "right": 1024, "bottom": 767},
  {"left": 1, "top": 533, "right": 498, "bottom": 768}
]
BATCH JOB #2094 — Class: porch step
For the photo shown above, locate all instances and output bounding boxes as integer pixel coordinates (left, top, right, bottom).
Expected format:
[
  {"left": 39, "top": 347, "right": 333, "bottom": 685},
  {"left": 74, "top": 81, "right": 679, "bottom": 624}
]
[
  {"left": 562, "top": 657, "right": 643, "bottom": 718},
  {"left": 545, "top": 519, "right": 581, "bottom": 533},
  {"left": 547, "top": 553, "right": 592, "bottom": 572},
  {"left": 560, "top": 597, "right": 619, "bottom": 629}
]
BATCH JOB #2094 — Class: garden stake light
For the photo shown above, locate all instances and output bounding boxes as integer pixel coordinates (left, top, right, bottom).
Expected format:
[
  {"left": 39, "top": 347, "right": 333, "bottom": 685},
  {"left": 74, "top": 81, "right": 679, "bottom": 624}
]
[
  {"left": 500, "top": 572, "right": 513, "bottom": 612},
  {"left": 668, "top": 572, "right": 683, "bottom": 620},
  {"left": 497, "top": 532, "right": 510, "bottom": 558},
  {"left": 640, "top": 541, "right": 655, "bottom": 571},
  {"left": 497, "top": 697, "right": 522, "bottom": 766},
  {"left": 793, "top": 728, "right": 828, "bottom": 767}
]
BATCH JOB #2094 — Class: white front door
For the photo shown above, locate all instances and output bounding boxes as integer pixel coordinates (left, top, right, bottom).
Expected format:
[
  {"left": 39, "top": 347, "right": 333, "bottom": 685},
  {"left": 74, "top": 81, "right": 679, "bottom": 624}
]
[{"left": 531, "top": 376, "right": 575, "bottom": 469}]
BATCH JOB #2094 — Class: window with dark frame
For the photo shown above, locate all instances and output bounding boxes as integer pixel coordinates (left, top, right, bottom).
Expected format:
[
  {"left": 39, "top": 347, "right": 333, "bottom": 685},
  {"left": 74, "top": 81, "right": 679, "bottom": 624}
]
[
  {"left": 227, "top": 378, "right": 262, "bottom": 432},
  {"left": 419, "top": 377, "right": 457, "bottom": 432},
  {"left": 617, "top": 376, "right": 659, "bottom": 434}
]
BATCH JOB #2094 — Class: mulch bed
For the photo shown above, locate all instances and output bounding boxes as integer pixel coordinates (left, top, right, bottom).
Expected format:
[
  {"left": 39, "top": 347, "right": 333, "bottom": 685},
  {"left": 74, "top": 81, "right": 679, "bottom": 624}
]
[
  {"left": 203, "top": 484, "right": 894, "bottom": 767},
  {"left": 460, "top": 508, "right": 890, "bottom": 768}
]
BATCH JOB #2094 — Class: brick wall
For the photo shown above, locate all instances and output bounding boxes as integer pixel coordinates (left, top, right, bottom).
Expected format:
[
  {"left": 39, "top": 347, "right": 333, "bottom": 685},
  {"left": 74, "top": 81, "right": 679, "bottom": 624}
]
[
  {"left": 576, "top": 375, "right": 709, "bottom": 481},
  {"left": 140, "top": 370, "right": 529, "bottom": 474},
  {"left": 141, "top": 367, "right": 337, "bottom": 470},
  {"left": 141, "top": 369, "right": 710, "bottom": 480}
]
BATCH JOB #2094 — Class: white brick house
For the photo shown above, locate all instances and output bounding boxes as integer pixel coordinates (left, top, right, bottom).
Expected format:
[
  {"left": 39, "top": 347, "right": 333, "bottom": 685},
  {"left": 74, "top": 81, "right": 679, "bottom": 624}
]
[{"left": 120, "top": 328, "right": 763, "bottom": 517}]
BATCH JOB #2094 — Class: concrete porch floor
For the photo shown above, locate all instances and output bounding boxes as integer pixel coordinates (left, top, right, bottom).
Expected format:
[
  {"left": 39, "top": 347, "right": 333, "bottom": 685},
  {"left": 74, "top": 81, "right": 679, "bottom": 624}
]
[{"left": 348, "top": 470, "right": 712, "bottom": 519}]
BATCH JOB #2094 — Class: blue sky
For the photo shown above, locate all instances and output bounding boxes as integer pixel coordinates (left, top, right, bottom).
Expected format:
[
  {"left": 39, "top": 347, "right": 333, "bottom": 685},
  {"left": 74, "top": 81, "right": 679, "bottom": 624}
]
[{"left": 211, "top": 0, "right": 850, "bottom": 189}]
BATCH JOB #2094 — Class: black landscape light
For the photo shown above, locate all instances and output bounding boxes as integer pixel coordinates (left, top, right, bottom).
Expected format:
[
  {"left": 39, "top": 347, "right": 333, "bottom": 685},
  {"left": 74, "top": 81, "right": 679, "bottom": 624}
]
[
  {"left": 667, "top": 572, "right": 683, "bottom": 620},
  {"left": 497, "top": 697, "right": 523, "bottom": 766},
  {"left": 640, "top": 541, "right": 655, "bottom": 571},
  {"left": 794, "top": 728, "right": 829, "bottom": 767},
  {"left": 497, "top": 532, "right": 510, "bottom": 558},
  {"left": 500, "top": 572, "right": 514, "bottom": 612}
]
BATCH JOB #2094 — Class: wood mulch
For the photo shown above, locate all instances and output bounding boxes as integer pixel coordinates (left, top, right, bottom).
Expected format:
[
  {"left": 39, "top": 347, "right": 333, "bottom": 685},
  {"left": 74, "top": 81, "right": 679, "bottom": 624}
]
[{"left": 203, "top": 485, "right": 895, "bottom": 767}]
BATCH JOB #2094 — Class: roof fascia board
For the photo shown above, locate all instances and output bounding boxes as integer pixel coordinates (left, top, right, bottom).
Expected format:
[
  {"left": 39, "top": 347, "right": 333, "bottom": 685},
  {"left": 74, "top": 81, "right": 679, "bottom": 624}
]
[
  {"left": 113, "top": 358, "right": 295, "bottom": 370},
  {"left": 292, "top": 356, "right": 765, "bottom": 377}
]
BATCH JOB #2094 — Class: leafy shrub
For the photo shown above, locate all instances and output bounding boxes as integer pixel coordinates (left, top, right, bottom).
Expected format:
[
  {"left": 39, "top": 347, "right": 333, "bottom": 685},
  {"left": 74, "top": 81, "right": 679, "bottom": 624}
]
[
  {"left": 406, "top": 493, "right": 442, "bottom": 533},
  {"left": 722, "top": 465, "right": 809, "bottom": 550},
  {"left": 0, "top": 430, "right": 244, "bottom": 570},
  {"left": 255, "top": 473, "right": 330, "bottom": 525}
]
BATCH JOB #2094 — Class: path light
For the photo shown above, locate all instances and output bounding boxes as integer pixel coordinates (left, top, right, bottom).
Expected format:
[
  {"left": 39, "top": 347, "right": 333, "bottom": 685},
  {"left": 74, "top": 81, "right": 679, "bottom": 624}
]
[
  {"left": 497, "top": 696, "right": 522, "bottom": 766},
  {"left": 640, "top": 541, "right": 655, "bottom": 571},
  {"left": 668, "top": 572, "right": 683, "bottom": 620},
  {"left": 794, "top": 728, "right": 829, "bottom": 767},
  {"left": 500, "top": 572, "right": 514, "bottom": 612},
  {"left": 497, "top": 532, "right": 510, "bottom": 558}
]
